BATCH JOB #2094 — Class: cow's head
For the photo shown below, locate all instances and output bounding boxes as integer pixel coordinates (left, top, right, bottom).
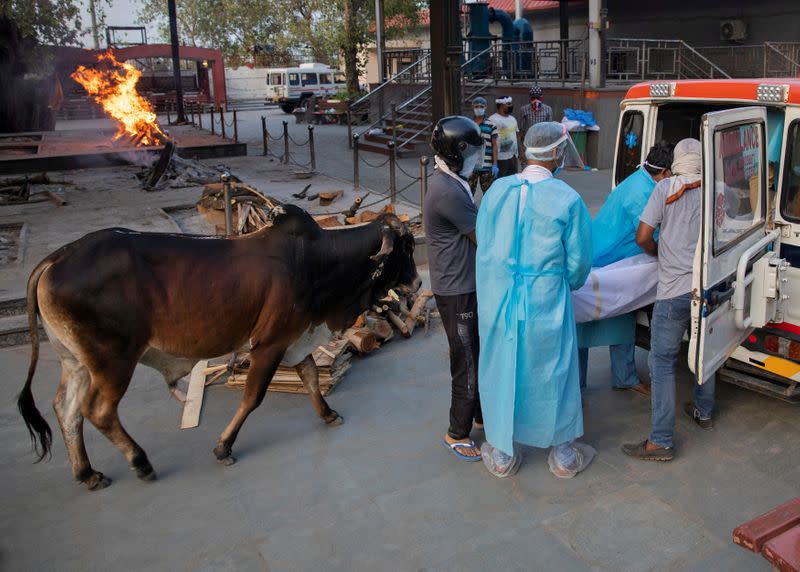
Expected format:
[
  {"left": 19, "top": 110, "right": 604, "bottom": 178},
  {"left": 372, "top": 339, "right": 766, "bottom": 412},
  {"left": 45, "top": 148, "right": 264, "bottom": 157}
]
[{"left": 370, "top": 214, "right": 421, "bottom": 296}]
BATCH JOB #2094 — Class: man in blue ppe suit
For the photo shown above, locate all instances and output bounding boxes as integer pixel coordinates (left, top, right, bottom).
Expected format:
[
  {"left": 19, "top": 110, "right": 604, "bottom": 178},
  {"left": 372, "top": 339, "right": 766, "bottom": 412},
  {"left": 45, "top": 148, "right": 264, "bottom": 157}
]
[
  {"left": 476, "top": 122, "right": 596, "bottom": 478},
  {"left": 577, "top": 142, "right": 674, "bottom": 395}
]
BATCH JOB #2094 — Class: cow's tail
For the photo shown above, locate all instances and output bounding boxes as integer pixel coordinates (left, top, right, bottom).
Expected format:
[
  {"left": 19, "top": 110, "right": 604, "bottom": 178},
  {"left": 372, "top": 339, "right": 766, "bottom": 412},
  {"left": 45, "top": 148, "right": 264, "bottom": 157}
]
[{"left": 17, "top": 260, "right": 53, "bottom": 462}]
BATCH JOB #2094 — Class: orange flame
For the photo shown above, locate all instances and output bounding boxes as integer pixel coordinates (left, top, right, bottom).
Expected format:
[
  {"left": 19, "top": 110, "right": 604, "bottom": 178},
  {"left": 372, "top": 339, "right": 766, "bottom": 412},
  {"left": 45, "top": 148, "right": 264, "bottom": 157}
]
[{"left": 71, "top": 51, "right": 166, "bottom": 146}]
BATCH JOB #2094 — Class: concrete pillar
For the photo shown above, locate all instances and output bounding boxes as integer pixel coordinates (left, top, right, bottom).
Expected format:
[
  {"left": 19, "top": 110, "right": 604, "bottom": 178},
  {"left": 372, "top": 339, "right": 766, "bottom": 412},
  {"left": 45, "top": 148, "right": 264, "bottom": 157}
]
[
  {"left": 430, "top": 0, "right": 462, "bottom": 123},
  {"left": 588, "top": 0, "right": 603, "bottom": 88}
]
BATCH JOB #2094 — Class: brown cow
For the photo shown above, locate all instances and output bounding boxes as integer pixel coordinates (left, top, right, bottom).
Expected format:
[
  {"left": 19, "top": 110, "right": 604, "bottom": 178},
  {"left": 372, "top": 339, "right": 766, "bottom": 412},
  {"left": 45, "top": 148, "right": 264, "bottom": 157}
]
[{"left": 18, "top": 204, "right": 420, "bottom": 491}]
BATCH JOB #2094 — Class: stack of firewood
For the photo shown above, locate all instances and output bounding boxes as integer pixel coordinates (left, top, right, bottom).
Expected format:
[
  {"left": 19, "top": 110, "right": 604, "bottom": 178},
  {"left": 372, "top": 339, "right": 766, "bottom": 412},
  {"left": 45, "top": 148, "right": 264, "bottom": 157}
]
[
  {"left": 204, "top": 288, "right": 434, "bottom": 396},
  {"left": 195, "top": 184, "right": 431, "bottom": 395}
]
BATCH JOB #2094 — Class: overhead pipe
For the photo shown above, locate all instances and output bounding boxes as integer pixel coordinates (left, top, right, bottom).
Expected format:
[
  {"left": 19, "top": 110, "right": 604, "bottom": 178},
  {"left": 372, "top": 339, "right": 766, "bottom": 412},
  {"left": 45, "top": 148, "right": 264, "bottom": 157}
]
[
  {"left": 513, "top": 18, "right": 533, "bottom": 73},
  {"left": 489, "top": 8, "right": 515, "bottom": 73}
]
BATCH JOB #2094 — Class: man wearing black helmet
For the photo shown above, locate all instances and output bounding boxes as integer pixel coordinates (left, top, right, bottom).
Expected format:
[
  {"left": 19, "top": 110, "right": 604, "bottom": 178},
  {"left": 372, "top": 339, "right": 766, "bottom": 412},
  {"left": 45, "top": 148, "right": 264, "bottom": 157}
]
[
  {"left": 519, "top": 85, "right": 553, "bottom": 148},
  {"left": 425, "top": 115, "right": 485, "bottom": 462}
]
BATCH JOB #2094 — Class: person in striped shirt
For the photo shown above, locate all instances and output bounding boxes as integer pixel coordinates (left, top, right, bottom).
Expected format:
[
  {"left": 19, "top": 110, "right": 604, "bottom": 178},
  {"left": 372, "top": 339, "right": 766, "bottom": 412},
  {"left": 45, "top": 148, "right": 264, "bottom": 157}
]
[{"left": 468, "top": 96, "right": 499, "bottom": 196}]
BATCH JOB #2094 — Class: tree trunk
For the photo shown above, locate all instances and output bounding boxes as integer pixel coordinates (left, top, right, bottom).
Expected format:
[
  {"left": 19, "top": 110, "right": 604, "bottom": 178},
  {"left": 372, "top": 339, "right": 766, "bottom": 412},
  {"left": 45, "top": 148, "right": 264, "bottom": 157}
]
[{"left": 342, "top": 0, "right": 360, "bottom": 94}]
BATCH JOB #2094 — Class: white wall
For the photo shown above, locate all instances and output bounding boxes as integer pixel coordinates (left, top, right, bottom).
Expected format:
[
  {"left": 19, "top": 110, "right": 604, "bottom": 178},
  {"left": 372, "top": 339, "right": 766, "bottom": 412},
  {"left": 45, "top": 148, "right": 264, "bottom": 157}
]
[{"left": 225, "top": 66, "right": 269, "bottom": 100}]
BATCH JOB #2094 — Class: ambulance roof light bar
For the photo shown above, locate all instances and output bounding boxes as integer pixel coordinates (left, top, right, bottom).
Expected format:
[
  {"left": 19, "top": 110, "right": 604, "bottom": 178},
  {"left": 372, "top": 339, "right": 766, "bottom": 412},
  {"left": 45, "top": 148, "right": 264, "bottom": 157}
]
[
  {"left": 757, "top": 84, "right": 789, "bottom": 103},
  {"left": 649, "top": 83, "right": 675, "bottom": 98}
]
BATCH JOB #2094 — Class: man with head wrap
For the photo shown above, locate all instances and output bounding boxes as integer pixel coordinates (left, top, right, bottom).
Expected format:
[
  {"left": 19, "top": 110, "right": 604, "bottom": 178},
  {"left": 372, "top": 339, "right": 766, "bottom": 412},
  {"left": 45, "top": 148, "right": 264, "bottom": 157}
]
[
  {"left": 622, "top": 138, "right": 716, "bottom": 462},
  {"left": 425, "top": 116, "right": 485, "bottom": 461},
  {"left": 488, "top": 96, "right": 520, "bottom": 177},
  {"left": 577, "top": 142, "right": 674, "bottom": 395},
  {"left": 476, "top": 122, "right": 595, "bottom": 478}
]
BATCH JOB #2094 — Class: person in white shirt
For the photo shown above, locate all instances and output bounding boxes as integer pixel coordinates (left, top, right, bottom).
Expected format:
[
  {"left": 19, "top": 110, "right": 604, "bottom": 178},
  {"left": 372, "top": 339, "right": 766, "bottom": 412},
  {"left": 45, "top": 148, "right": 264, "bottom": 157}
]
[{"left": 488, "top": 96, "right": 520, "bottom": 177}]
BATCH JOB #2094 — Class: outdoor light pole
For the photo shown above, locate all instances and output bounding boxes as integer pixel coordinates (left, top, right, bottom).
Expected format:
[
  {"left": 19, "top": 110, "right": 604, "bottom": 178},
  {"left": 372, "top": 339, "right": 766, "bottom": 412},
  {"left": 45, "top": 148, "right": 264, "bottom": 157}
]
[{"left": 167, "top": 0, "right": 187, "bottom": 123}]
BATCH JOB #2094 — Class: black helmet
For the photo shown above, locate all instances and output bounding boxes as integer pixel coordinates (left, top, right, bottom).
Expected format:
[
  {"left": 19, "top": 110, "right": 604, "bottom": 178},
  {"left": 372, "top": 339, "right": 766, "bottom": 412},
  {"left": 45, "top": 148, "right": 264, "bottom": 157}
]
[
  {"left": 529, "top": 85, "right": 543, "bottom": 99},
  {"left": 430, "top": 115, "right": 483, "bottom": 172}
]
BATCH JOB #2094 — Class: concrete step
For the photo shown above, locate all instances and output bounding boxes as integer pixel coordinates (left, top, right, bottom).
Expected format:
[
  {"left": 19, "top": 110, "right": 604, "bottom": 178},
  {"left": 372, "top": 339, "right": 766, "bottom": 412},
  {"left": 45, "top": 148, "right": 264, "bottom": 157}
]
[
  {"left": 0, "top": 314, "right": 44, "bottom": 348},
  {"left": 0, "top": 297, "right": 26, "bottom": 318}
]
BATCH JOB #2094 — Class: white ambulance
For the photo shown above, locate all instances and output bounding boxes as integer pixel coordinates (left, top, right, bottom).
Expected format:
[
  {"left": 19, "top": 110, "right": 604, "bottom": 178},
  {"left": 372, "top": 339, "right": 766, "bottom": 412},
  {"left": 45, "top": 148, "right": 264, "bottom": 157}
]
[
  {"left": 615, "top": 79, "right": 800, "bottom": 401},
  {"left": 264, "top": 63, "right": 346, "bottom": 114}
]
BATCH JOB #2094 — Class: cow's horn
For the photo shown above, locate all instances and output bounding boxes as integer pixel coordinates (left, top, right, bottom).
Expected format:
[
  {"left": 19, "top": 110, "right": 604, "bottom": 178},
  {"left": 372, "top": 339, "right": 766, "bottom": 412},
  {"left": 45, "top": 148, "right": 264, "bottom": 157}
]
[{"left": 370, "top": 227, "right": 395, "bottom": 262}]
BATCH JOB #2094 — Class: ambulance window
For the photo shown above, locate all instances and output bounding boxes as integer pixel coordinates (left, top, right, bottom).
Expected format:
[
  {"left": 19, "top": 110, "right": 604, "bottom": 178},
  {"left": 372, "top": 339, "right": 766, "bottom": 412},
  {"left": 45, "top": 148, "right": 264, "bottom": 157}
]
[
  {"left": 712, "top": 121, "right": 765, "bottom": 253},
  {"left": 301, "top": 73, "right": 318, "bottom": 86},
  {"left": 319, "top": 73, "right": 331, "bottom": 84},
  {"left": 288, "top": 73, "right": 300, "bottom": 86},
  {"left": 615, "top": 111, "right": 644, "bottom": 185},
  {"left": 334, "top": 72, "right": 346, "bottom": 84},
  {"left": 781, "top": 121, "right": 800, "bottom": 222},
  {"left": 270, "top": 73, "right": 284, "bottom": 85}
]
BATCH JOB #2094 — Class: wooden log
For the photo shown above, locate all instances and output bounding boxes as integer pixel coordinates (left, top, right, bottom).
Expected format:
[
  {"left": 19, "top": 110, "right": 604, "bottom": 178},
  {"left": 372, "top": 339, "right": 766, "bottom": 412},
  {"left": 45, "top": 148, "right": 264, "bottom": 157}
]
[
  {"left": 344, "top": 327, "right": 378, "bottom": 353},
  {"left": 319, "top": 190, "right": 343, "bottom": 206},
  {"left": 343, "top": 193, "right": 369, "bottom": 218},
  {"left": 180, "top": 360, "right": 208, "bottom": 429},
  {"left": 352, "top": 312, "right": 367, "bottom": 328},
  {"left": 314, "top": 215, "right": 342, "bottom": 228},
  {"left": 386, "top": 310, "right": 410, "bottom": 338},
  {"left": 359, "top": 210, "right": 381, "bottom": 223},
  {"left": 365, "top": 316, "right": 394, "bottom": 341},
  {"left": 404, "top": 289, "right": 433, "bottom": 336}
]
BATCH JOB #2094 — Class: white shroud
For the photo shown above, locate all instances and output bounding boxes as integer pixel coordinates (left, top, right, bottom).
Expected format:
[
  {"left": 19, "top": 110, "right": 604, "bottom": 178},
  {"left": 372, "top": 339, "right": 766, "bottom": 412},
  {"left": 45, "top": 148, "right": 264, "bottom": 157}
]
[{"left": 571, "top": 253, "right": 658, "bottom": 323}]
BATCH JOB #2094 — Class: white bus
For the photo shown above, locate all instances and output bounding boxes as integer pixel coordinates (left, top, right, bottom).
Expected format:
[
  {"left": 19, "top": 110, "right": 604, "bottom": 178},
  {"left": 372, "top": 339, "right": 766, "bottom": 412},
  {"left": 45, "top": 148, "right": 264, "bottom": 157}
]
[{"left": 264, "top": 63, "right": 346, "bottom": 114}]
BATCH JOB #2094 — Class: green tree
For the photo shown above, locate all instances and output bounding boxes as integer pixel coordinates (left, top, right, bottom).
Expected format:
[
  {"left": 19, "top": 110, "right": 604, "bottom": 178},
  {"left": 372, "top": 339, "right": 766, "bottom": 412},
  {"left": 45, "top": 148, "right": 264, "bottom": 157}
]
[{"left": 0, "top": 0, "right": 83, "bottom": 46}]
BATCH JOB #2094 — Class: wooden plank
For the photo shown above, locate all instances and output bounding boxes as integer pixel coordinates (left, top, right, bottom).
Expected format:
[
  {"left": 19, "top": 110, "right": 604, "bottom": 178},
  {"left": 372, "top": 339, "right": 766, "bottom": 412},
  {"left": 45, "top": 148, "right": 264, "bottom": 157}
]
[
  {"left": 734, "top": 498, "right": 800, "bottom": 552},
  {"left": 180, "top": 360, "right": 208, "bottom": 429}
]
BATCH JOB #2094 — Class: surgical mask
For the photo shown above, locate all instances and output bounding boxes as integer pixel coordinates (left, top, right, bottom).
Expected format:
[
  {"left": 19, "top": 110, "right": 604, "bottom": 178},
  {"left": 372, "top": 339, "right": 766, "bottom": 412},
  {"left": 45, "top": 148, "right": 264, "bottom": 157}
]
[
  {"left": 473, "top": 107, "right": 485, "bottom": 117},
  {"left": 552, "top": 153, "right": 566, "bottom": 177},
  {"left": 459, "top": 145, "right": 482, "bottom": 178}
]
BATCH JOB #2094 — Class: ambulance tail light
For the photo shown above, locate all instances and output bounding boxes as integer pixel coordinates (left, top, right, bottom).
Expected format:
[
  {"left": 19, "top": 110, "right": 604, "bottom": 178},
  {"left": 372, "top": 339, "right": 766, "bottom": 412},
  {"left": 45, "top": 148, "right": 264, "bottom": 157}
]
[
  {"left": 763, "top": 334, "right": 800, "bottom": 362},
  {"left": 649, "top": 83, "right": 674, "bottom": 98},
  {"left": 756, "top": 84, "right": 789, "bottom": 103}
]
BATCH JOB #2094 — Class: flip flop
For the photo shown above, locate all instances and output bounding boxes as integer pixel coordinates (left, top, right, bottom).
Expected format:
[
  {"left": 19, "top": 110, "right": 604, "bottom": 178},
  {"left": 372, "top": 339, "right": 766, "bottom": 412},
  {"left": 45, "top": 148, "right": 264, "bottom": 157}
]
[{"left": 441, "top": 438, "right": 482, "bottom": 462}]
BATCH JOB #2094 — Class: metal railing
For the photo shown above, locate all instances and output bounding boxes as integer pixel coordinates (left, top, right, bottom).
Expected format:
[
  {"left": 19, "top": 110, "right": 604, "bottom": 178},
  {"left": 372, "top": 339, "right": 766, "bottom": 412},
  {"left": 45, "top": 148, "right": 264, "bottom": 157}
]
[
  {"left": 261, "top": 118, "right": 316, "bottom": 171},
  {"left": 606, "top": 38, "right": 731, "bottom": 81},
  {"left": 346, "top": 52, "right": 433, "bottom": 144}
]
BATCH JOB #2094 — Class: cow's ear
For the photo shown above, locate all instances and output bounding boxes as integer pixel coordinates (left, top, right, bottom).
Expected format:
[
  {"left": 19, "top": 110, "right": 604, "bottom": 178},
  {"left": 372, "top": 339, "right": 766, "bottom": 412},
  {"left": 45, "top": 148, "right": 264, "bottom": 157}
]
[{"left": 370, "top": 227, "right": 395, "bottom": 262}]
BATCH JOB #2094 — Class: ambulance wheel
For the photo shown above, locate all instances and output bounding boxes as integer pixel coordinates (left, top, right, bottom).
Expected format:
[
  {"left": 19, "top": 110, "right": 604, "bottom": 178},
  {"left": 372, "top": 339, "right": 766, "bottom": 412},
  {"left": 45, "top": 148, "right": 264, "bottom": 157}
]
[{"left": 280, "top": 103, "right": 296, "bottom": 114}]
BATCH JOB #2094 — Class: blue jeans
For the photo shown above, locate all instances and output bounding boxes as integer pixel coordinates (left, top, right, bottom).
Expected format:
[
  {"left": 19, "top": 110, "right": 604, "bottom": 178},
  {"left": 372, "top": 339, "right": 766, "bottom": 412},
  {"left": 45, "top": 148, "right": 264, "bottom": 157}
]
[
  {"left": 578, "top": 344, "right": 638, "bottom": 390},
  {"left": 649, "top": 293, "right": 716, "bottom": 448}
]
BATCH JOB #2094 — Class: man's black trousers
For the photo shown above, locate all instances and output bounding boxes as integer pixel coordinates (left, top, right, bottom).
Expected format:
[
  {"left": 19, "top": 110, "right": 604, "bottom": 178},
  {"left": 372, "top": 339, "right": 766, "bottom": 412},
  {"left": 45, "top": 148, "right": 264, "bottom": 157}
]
[{"left": 435, "top": 292, "right": 483, "bottom": 440}]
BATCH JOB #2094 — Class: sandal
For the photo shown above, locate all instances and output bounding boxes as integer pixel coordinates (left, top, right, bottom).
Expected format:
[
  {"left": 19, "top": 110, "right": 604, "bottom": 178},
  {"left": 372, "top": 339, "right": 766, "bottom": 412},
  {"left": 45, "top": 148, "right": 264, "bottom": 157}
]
[{"left": 441, "top": 438, "right": 482, "bottom": 462}]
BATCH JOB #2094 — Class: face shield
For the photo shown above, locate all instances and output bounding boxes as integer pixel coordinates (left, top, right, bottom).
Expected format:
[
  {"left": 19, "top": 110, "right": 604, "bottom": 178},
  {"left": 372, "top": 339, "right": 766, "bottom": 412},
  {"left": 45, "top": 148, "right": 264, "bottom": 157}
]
[
  {"left": 459, "top": 141, "right": 484, "bottom": 178},
  {"left": 524, "top": 123, "right": 584, "bottom": 171}
]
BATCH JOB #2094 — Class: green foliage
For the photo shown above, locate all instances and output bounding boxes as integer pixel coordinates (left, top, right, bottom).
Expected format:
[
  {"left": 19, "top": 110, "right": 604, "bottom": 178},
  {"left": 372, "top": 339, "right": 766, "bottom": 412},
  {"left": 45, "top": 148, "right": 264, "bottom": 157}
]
[
  {"left": 0, "top": 0, "right": 83, "bottom": 46},
  {"left": 135, "top": 0, "right": 424, "bottom": 85}
]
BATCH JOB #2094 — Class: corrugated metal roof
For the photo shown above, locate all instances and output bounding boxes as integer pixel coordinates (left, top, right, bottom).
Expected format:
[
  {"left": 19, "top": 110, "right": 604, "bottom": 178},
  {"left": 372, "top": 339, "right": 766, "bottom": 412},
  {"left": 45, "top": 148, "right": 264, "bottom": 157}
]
[{"left": 486, "top": 0, "right": 560, "bottom": 12}]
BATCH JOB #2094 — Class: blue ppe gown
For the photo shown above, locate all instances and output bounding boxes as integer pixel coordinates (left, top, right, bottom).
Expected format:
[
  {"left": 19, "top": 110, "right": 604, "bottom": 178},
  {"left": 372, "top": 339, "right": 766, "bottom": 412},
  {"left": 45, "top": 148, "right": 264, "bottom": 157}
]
[
  {"left": 476, "top": 175, "right": 593, "bottom": 455},
  {"left": 577, "top": 167, "right": 657, "bottom": 348}
]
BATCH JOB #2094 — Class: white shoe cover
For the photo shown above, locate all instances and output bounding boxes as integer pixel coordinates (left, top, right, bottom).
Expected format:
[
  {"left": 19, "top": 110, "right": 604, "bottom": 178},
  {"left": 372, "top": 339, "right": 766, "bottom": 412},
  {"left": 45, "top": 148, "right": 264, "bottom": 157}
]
[
  {"left": 547, "top": 441, "right": 596, "bottom": 479},
  {"left": 481, "top": 442, "right": 521, "bottom": 478}
]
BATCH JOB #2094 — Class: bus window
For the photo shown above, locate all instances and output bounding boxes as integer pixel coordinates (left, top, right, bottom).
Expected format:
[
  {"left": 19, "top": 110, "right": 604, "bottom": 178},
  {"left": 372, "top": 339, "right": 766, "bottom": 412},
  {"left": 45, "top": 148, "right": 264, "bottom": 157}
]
[
  {"left": 301, "top": 73, "right": 318, "bottom": 86},
  {"left": 319, "top": 73, "right": 332, "bottom": 84},
  {"left": 289, "top": 73, "right": 300, "bottom": 86},
  {"left": 615, "top": 111, "right": 644, "bottom": 185},
  {"left": 270, "top": 73, "right": 284, "bottom": 86},
  {"left": 781, "top": 121, "right": 800, "bottom": 222}
]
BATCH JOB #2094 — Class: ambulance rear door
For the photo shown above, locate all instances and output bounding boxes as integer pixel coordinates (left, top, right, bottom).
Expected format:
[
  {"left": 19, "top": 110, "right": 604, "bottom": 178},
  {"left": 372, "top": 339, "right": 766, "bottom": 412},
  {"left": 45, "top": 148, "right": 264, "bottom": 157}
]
[{"left": 689, "top": 106, "right": 786, "bottom": 383}]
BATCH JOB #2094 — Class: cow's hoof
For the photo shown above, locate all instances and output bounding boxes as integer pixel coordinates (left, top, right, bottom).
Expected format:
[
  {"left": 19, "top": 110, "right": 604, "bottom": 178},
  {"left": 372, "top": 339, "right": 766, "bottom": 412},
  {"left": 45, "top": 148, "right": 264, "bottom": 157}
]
[
  {"left": 218, "top": 455, "right": 237, "bottom": 466},
  {"left": 134, "top": 465, "right": 157, "bottom": 482},
  {"left": 324, "top": 412, "right": 344, "bottom": 426},
  {"left": 85, "top": 471, "right": 112, "bottom": 491}
]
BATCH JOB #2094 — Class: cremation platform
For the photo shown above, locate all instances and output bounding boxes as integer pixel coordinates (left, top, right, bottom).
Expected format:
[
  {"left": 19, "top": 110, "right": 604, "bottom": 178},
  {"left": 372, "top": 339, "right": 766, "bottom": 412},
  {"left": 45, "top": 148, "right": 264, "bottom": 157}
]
[{"left": 0, "top": 124, "right": 246, "bottom": 175}]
